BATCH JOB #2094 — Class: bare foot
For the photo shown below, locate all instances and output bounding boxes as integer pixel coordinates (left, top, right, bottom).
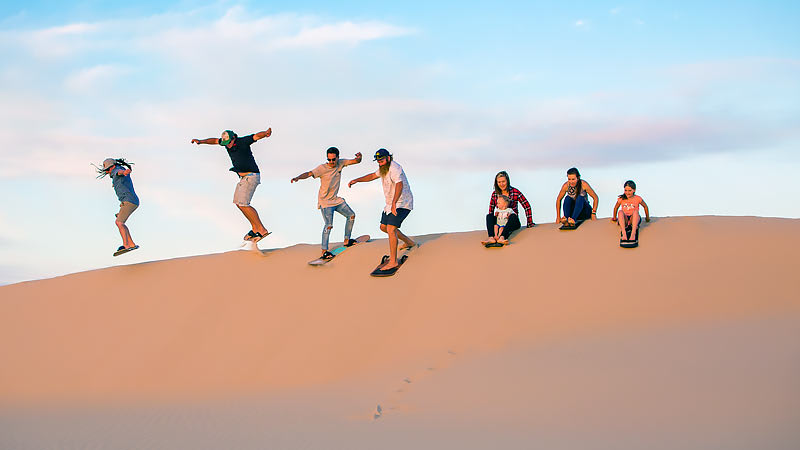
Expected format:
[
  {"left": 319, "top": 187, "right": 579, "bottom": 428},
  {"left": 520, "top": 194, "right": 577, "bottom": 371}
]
[
  {"left": 498, "top": 237, "right": 508, "bottom": 245},
  {"left": 559, "top": 217, "right": 568, "bottom": 225},
  {"left": 481, "top": 237, "right": 497, "bottom": 245},
  {"left": 381, "top": 261, "right": 399, "bottom": 270},
  {"left": 567, "top": 218, "right": 576, "bottom": 226},
  {"left": 399, "top": 241, "right": 417, "bottom": 251}
]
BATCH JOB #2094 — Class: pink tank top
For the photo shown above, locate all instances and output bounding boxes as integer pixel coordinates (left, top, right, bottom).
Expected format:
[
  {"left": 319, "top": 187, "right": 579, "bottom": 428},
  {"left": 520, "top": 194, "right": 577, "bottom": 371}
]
[{"left": 620, "top": 195, "right": 642, "bottom": 216}]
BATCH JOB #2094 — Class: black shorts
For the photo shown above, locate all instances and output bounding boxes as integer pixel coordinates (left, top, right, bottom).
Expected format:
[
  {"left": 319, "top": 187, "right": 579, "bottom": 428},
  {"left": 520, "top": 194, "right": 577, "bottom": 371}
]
[{"left": 380, "top": 208, "right": 411, "bottom": 228}]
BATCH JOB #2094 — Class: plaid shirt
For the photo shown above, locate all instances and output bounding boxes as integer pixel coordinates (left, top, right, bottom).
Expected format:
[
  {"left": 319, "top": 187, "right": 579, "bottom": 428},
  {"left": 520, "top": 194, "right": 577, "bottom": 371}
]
[{"left": 489, "top": 187, "right": 533, "bottom": 227}]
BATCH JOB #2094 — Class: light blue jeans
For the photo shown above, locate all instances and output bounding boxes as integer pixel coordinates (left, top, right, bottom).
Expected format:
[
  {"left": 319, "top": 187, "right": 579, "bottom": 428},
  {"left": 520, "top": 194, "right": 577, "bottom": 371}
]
[{"left": 321, "top": 201, "right": 355, "bottom": 250}]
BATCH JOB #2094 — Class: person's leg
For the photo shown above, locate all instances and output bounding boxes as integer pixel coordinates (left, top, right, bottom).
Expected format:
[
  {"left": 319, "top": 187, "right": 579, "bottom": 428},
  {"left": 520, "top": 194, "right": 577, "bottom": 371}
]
[
  {"left": 115, "top": 202, "right": 138, "bottom": 248},
  {"left": 570, "top": 195, "right": 589, "bottom": 222},
  {"left": 384, "top": 224, "right": 400, "bottom": 269},
  {"left": 483, "top": 213, "right": 498, "bottom": 244},
  {"left": 618, "top": 210, "right": 629, "bottom": 239},
  {"left": 498, "top": 226, "right": 508, "bottom": 243},
  {"left": 320, "top": 207, "right": 335, "bottom": 253},
  {"left": 335, "top": 202, "right": 355, "bottom": 243},
  {"left": 486, "top": 213, "right": 497, "bottom": 236},
  {"left": 396, "top": 229, "right": 415, "bottom": 249},
  {"left": 630, "top": 211, "right": 641, "bottom": 239},
  {"left": 234, "top": 174, "right": 268, "bottom": 236},
  {"left": 237, "top": 205, "right": 269, "bottom": 235},
  {"left": 494, "top": 224, "right": 501, "bottom": 240},
  {"left": 501, "top": 214, "right": 521, "bottom": 239},
  {"left": 392, "top": 209, "right": 415, "bottom": 249},
  {"left": 563, "top": 196, "right": 575, "bottom": 224}
]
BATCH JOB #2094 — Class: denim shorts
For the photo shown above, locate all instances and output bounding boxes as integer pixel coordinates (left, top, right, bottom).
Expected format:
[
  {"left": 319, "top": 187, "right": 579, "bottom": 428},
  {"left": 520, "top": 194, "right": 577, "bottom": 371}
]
[
  {"left": 233, "top": 173, "right": 260, "bottom": 206},
  {"left": 380, "top": 208, "right": 411, "bottom": 228}
]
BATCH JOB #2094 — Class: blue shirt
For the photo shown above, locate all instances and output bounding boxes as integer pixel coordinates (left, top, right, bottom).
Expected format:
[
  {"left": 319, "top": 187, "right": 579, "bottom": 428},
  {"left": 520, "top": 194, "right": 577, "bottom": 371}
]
[{"left": 111, "top": 166, "right": 139, "bottom": 205}]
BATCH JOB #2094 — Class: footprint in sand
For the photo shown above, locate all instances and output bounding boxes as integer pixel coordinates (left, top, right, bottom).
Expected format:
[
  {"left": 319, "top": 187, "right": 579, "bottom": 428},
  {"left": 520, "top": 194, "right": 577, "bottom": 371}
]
[{"left": 372, "top": 349, "right": 460, "bottom": 419}]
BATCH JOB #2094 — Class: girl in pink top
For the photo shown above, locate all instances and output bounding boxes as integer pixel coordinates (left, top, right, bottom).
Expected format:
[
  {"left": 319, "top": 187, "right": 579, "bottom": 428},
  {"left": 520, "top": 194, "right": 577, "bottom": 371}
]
[{"left": 611, "top": 180, "right": 650, "bottom": 240}]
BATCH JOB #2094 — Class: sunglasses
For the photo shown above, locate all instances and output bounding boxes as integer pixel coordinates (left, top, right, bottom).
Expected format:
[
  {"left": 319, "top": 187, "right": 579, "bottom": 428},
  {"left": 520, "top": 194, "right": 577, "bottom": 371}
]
[{"left": 327, "top": 157, "right": 337, "bottom": 162}]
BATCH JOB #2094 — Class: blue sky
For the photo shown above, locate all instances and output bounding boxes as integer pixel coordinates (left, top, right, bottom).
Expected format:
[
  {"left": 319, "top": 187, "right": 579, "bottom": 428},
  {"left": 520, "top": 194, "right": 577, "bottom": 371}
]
[{"left": 1, "top": 1, "right": 799, "bottom": 284}]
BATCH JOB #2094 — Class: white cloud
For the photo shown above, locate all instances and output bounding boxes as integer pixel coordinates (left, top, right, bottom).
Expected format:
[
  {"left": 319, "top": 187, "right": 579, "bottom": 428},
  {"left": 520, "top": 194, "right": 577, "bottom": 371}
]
[
  {"left": 271, "top": 21, "right": 413, "bottom": 49},
  {"left": 64, "top": 64, "right": 129, "bottom": 92},
  {"left": 574, "top": 19, "right": 587, "bottom": 27}
]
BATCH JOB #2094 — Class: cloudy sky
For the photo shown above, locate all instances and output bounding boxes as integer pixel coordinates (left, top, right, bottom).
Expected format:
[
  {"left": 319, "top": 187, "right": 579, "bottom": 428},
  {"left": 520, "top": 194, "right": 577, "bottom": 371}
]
[{"left": 1, "top": 0, "right": 798, "bottom": 284}]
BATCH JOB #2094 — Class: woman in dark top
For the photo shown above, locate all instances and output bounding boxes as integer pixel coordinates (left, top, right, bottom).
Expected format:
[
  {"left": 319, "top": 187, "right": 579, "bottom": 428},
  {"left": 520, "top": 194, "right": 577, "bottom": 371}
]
[
  {"left": 482, "top": 171, "right": 534, "bottom": 245},
  {"left": 555, "top": 167, "right": 599, "bottom": 226}
]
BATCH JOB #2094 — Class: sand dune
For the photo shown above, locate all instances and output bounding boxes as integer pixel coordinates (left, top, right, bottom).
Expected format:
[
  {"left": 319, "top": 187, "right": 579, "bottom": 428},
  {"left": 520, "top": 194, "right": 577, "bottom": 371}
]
[{"left": 1, "top": 216, "right": 798, "bottom": 449}]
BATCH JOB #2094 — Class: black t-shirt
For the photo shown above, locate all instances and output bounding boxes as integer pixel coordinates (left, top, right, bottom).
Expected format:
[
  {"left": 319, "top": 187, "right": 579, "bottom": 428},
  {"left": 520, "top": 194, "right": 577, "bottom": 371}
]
[{"left": 224, "top": 134, "right": 260, "bottom": 173}]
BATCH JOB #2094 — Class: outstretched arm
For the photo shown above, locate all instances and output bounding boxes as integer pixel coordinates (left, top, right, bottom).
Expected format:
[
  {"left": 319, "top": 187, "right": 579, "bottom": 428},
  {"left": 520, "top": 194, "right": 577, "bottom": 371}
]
[
  {"left": 191, "top": 138, "right": 219, "bottom": 145},
  {"left": 343, "top": 152, "right": 363, "bottom": 166},
  {"left": 253, "top": 128, "right": 272, "bottom": 141},
  {"left": 611, "top": 198, "right": 621, "bottom": 221},
  {"left": 348, "top": 172, "right": 379, "bottom": 188},
  {"left": 291, "top": 171, "right": 313, "bottom": 183}
]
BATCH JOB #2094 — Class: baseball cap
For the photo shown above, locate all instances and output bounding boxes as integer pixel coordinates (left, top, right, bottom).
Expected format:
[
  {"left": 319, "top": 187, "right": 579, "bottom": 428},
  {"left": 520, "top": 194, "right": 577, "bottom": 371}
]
[
  {"left": 373, "top": 148, "right": 392, "bottom": 160},
  {"left": 220, "top": 130, "right": 237, "bottom": 146}
]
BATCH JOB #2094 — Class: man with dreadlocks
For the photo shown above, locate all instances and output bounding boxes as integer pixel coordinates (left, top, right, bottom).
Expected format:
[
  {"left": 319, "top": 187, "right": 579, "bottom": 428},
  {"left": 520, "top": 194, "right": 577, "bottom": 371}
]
[
  {"left": 96, "top": 158, "right": 140, "bottom": 256},
  {"left": 191, "top": 128, "right": 272, "bottom": 242}
]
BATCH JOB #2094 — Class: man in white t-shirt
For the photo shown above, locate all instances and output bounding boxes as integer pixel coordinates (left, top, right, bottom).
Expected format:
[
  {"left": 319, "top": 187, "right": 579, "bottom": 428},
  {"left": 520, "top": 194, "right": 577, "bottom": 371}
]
[
  {"left": 348, "top": 149, "right": 416, "bottom": 271},
  {"left": 291, "top": 147, "right": 362, "bottom": 260}
]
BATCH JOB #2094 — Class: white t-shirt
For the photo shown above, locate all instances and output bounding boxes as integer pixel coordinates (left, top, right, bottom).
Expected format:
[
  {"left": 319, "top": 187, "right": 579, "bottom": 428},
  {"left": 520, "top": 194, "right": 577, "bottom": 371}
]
[
  {"left": 375, "top": 161, "right": 413, "bottom": 214},
  {"left": 494, "top": 207, "right": 515, "bottom": 226}
]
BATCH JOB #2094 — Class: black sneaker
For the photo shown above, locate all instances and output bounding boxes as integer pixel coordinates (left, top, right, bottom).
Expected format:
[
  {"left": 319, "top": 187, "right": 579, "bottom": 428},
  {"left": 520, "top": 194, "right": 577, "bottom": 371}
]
[
  {"left": 321, "top": 251, "right": 334, "bottom": 260},
  {"left": 344, "top": 239, "right": 357, "bottom": 247}
]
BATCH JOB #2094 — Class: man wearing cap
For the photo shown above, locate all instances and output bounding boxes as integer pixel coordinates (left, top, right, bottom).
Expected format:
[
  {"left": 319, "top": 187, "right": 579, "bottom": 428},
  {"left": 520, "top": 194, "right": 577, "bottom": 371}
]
[
  {"left": 348, "top": 149, "right": 416, "bottom": 271},
  {"left": 291, "top": 147, "right": 363, "bottom": 260},
  {"left": 191, "top": 128, "right": 272, "bottom": 241}
]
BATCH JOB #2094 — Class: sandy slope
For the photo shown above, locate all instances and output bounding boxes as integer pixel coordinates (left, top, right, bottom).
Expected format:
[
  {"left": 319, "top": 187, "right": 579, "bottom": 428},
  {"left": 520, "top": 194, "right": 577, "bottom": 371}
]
[{"left": 1, "top": 216, "right": 798, "bottom": 449}]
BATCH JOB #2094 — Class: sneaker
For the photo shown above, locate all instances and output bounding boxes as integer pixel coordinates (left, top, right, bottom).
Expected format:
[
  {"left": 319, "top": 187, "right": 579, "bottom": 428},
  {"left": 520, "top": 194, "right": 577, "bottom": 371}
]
[{"left": 321, "top": 251, "right": 334, "bottom": 260}]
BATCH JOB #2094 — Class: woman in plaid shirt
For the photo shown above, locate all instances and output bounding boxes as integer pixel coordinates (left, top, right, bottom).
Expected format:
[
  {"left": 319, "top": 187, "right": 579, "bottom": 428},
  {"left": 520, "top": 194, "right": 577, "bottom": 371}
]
[{"left": 482, "top": 171, "right": 534, "bottom": 245}]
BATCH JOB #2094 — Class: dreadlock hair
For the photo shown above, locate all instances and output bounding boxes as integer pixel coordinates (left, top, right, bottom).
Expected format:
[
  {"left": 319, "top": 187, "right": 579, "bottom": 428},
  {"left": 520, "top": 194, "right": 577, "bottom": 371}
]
[
  {"left": 94, "top": 158, "right": 134, "bottom": 179},
  {"left": 619, "top": 180, "right": 636, "bottom": 199}
]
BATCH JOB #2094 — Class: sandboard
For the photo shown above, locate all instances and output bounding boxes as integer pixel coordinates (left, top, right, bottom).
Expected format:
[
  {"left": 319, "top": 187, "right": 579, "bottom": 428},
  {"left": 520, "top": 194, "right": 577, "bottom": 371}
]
[
  {"left": 309, "top": 234, "right": 370, "bottom": 266},
  {"left": 484, "top": 242, "right": 505, "bottom": 248},
  {"left": 113, "top": 245, "right": 139, "bottom": 257},
  {"left": 370, "top": 254, "right": 409, "bottom": 277},
  {"left": 620, "top": 225, "right": 640, "bottom": 248},
  {"left": 559, "top": 220, "right": 585, "bottom": 230}
]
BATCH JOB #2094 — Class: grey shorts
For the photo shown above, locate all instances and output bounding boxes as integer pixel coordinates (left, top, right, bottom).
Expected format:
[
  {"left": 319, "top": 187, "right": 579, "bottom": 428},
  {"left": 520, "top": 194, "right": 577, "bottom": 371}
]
[
  {"left": 115, "top": 201, "right": 138, "bottom": 224},
  {"left": 233, "top": 173, "right": 260, "bottom": 206}
]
